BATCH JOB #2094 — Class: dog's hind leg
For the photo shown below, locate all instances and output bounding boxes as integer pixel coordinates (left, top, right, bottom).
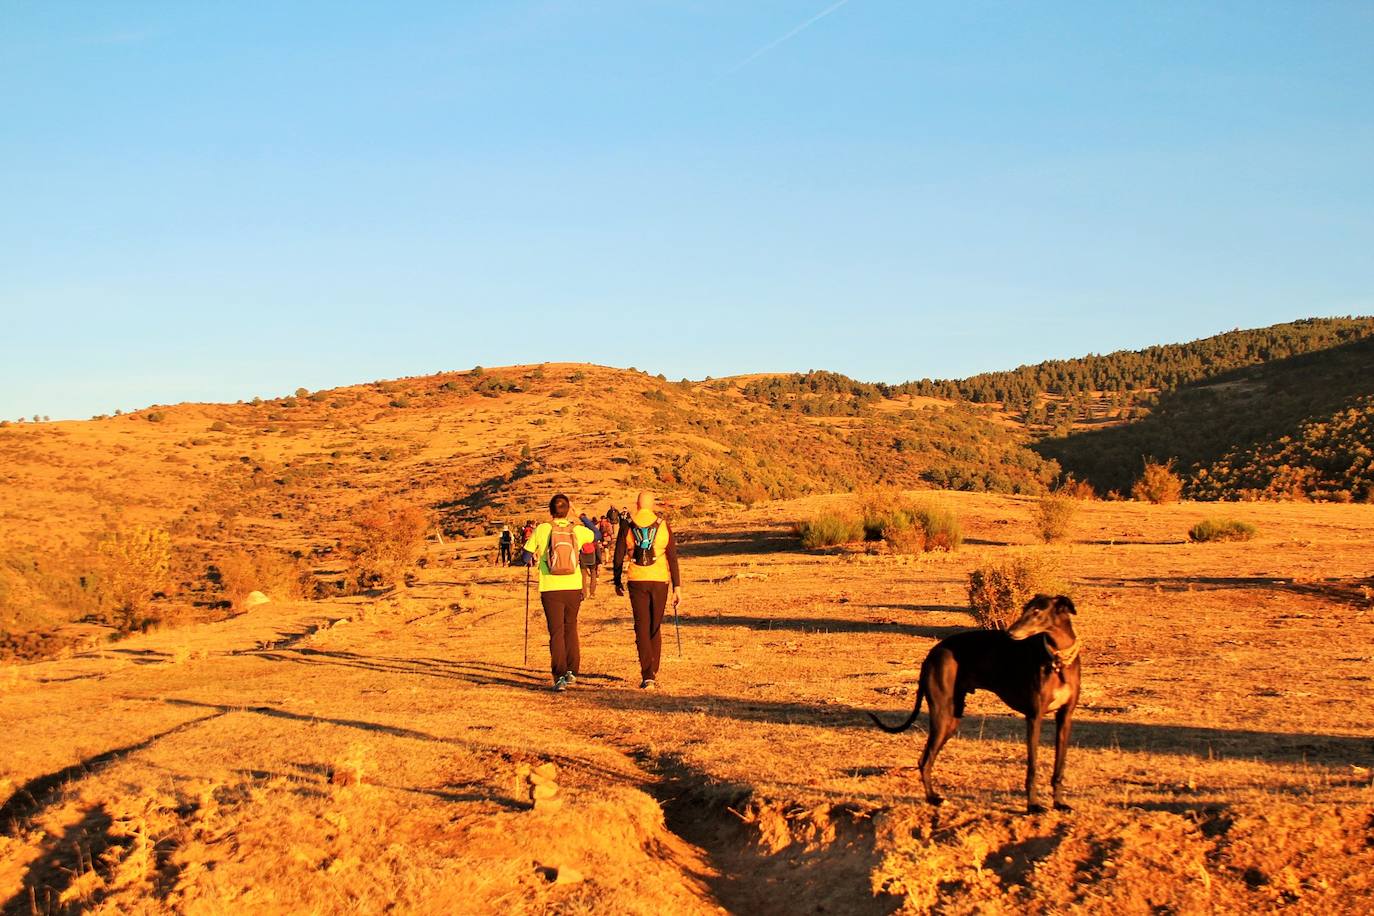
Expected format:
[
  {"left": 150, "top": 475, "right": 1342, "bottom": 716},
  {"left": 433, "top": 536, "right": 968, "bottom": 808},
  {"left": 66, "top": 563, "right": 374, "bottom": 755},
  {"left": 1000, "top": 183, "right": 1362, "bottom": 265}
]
[
  {"left": 1051, "top": 706, "right": 1073, "bottom": 811},
  {"left": 918, "top": 664, "right": 961, "bottom": 806},
  {"left": 918, "top": 710, "right": 959, "bottom": 806},
  {"left": 1025, "top": 714, "right": 1046, "bottom": 814}
]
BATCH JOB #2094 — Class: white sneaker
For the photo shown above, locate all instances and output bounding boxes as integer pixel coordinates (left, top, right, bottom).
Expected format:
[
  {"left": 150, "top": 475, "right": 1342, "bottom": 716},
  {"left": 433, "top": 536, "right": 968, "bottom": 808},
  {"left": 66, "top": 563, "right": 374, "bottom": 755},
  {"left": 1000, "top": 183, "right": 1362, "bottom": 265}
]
[{"left": 640, "top": 678, "right": 657, "bottom": 690}]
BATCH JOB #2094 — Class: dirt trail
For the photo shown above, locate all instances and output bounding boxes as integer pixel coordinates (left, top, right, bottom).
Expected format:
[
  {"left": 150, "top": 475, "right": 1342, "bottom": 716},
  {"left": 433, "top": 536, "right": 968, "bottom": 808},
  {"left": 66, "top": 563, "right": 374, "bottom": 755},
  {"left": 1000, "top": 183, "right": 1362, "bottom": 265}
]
[{"left": 3, "top": 493, "right": 1374, "bottom": 912}]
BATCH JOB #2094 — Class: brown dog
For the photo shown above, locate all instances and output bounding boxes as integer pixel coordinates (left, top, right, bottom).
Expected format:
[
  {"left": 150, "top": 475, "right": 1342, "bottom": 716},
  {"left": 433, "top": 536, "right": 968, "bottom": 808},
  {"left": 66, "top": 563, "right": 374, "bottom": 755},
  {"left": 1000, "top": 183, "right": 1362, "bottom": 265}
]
[{"left": 869, "top": 595, "right": 1081, "bottom": 813}]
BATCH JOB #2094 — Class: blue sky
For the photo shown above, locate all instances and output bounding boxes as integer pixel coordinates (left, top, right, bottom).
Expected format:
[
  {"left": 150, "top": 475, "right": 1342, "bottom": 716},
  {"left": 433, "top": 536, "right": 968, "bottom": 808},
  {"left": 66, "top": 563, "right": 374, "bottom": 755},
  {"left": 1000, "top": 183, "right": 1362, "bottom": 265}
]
[{"left": 3, "top": 1, "right": 1371, "bottom": 419}]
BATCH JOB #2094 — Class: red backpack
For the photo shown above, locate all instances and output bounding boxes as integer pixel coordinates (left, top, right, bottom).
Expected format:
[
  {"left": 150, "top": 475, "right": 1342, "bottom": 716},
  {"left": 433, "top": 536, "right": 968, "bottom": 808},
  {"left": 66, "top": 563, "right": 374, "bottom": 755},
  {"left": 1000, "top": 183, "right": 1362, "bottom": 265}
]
[{"left": 545, "top": 524, "right": 579, "bottom": 576}]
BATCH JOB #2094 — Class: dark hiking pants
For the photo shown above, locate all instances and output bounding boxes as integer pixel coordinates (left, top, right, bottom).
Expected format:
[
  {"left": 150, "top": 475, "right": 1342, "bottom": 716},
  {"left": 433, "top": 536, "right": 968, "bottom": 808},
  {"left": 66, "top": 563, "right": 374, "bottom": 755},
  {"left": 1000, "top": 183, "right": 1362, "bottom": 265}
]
[
  {"left": 540, "top": 589, "right": 583, "bottom": 680},
  {"left": 628, "top": 581, "right": 669, "bottom": 681}
]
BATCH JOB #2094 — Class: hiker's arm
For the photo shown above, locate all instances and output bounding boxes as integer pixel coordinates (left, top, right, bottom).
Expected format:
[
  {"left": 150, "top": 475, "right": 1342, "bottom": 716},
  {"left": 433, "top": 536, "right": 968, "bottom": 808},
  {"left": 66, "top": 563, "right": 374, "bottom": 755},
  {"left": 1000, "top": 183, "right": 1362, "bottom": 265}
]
[
  {"left": 666, "top": 525, "right": 681, "bottom": 590},
  {"left": 522, "top": 527, "right": 544, "bottom": 567},
  {"left": 613, "top": 523, "right": 627, "bottom": 591}
]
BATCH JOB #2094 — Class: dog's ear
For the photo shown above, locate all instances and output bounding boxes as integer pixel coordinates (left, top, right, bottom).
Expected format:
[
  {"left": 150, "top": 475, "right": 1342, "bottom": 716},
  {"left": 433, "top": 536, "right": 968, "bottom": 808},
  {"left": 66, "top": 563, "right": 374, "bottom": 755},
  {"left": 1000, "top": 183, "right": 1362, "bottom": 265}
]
[{"left": 1055, "top": 595, "right": 1077, "bottom": 615}]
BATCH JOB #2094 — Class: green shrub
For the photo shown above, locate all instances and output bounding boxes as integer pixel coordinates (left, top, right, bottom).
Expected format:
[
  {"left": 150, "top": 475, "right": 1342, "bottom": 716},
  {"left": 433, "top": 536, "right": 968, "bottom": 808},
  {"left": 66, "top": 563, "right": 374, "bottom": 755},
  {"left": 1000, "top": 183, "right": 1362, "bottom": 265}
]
[
  {"left": 1132, "top": 459, "right": 1183, "bottom": 504},
  {"left": 1033, "top": 493, "right": 1077, "bottom": 543},
  {"left": 912, "top": 504, "right": 962, "bottom": 551},
  {"left": 967, "top": 553, "right": 1069, "bottom": 630},
  {"left": 1188, "top": 518, "right": 1257, "bottom": 542},
  {"left": 794, "top": 512, "right": 863, "bottom": 549}
]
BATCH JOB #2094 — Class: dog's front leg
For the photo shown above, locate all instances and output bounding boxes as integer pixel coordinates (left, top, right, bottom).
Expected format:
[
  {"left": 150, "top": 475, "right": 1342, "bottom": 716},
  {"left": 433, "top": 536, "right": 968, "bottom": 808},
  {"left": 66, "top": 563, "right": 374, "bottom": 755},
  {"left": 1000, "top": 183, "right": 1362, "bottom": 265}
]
[
  {"left": 1025, "top": 714, "right": 1045, "bottom": 813},
  {"left": 1052, "top": 706, "right": 1073, "bottom": 811}
]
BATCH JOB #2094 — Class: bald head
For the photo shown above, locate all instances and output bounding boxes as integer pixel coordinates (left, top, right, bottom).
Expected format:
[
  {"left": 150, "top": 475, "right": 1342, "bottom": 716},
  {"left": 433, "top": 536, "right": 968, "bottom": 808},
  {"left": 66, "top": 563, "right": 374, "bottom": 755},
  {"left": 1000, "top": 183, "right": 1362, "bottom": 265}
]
[{"left": 636, "top": 491, "right": 655, "bottom": 512}]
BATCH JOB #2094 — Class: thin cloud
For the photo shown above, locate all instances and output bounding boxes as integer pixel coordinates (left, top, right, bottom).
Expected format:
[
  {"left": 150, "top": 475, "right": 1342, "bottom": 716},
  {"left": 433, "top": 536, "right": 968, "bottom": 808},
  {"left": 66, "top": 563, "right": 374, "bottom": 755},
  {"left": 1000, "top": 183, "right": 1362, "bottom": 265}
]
[
  {"left": 77, "top": 29, "right": 151, "bottom": 46},
  {"left": 727, "top": 0, "right": 854, "bottom": 74}
]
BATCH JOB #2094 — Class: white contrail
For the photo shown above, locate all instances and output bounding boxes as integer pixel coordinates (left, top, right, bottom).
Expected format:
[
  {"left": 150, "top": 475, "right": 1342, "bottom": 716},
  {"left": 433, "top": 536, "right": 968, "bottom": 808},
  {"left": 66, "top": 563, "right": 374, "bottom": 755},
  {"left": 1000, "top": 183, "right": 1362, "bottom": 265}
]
[{"left": 727, "top": 0, "right": 854, "bottom": 74}]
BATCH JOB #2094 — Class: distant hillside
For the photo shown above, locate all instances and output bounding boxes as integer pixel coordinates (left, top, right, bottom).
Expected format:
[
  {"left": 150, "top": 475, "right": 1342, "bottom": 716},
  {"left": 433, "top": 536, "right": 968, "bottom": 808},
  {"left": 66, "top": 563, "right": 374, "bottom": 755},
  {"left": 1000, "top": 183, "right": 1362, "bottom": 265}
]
[
  {"left": 904, "top": 317, "right": 1374, "bottom": 426},
  {"left": 1037, "top": 335, "right": 1374, "bottom": 500}
]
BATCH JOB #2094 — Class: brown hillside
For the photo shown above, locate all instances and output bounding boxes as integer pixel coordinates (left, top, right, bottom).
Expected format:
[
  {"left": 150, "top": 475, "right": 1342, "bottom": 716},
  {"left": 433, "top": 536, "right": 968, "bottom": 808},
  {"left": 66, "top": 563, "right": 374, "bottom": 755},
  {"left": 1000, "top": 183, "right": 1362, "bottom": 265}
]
[{"left": 0, "top": 364, "right": 1056, "bottom": 644}]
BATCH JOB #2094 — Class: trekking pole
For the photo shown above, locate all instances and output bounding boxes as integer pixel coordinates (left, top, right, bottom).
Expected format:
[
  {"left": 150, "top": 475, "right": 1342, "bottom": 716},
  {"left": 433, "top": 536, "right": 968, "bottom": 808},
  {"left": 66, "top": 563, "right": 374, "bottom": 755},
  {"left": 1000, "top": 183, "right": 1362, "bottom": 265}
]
[
  {"left": 523, "top": 562, "right": 531, "bottom": 667},
  {"left": 674, "top": 593, "right": 682, "bottom": 659}
]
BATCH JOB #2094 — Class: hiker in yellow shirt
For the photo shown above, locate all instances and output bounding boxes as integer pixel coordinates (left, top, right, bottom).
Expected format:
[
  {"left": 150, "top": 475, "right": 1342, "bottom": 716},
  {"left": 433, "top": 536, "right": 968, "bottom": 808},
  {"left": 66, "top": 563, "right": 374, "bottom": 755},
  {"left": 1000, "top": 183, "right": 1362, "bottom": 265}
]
[
  {"left": 613, "top": 491, "right": 682, "bottom": 690},
  {"left": 524, "top": 493, "right": 595, "bottom": 692}
]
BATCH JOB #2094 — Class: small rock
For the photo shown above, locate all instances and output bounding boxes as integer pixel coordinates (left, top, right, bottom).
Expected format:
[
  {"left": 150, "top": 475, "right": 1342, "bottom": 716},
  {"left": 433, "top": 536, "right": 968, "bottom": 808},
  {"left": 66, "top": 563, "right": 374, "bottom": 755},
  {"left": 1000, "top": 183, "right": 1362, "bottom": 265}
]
[
  {"left": 243, "top": 591, "right": 271, "bottom": 608},
  {"left": 532, "top": 762, "right": 557, "bottom": 780},
  {"left": 554, "top": 865, "right": 584, "bottom": 885},
  {"left": 532, "top": 783, "right": 558, "bottom": 800},
  {"left": 533, "top": 796, "right": 564, "bottom": 812}
]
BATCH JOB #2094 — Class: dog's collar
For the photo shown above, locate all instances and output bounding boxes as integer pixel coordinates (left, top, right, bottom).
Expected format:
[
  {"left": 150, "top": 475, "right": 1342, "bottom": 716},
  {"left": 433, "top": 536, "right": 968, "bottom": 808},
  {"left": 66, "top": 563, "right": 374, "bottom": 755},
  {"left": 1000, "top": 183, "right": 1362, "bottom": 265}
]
[{"left": 1046, "top": 634, "right": 1081, "bottom": 672}]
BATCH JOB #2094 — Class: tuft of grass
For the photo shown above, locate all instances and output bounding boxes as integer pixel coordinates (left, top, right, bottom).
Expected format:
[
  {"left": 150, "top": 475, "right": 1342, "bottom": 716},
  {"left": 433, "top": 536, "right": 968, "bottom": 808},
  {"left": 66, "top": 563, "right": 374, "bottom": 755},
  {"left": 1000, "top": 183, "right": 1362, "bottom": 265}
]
[
  {"left": 967, "top": 553, "right": 1069, "bottom": 630},
  {"left": 794, "top": 512, "right": 864, "bottom": 549},
  {"left": 1189, "top": 518, "right": 1257, "bottom": 543},
  {"left": 1033, "top": 493, "right": 1077, "bottom": 543}
]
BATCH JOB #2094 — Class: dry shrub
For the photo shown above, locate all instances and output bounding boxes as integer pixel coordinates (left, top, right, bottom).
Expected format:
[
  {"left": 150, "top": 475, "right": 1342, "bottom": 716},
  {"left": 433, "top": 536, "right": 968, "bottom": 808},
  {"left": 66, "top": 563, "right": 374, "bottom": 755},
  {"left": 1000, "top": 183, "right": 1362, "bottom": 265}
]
[
  {"left": 1058, "top": 475, "right": 1097, "bottom": 500},
  {"left": 858, "top": 489, "right": 962, "bottom": 552},
  {"left": 794, "top": 512, "right": 864, "bottom": 549},
  {"left": 967, "top": 553, "right": 1069, "bottom": 630},
  {"left": 348, "top": 499, "right": 431, "bottom": 587},
  {"left": 1033, "top": 493, "right": 1077, "bottom": 543},
  {"left": 217, "top": 549, "right": 313, "bottom": 609},
  {"left": 330, "top": 743, "right": 370, "bottom": 787},
  {"left": 881, "top": 516, "right": 926, "bottom": 555},
  {"left": 1188, "top": 518, "right": 1257, "bottom": 543},
  {"left": 1132, "top": 459, "right": 1183, "bottom": 504},
  {"left": 858, "top": 486, "right": 907, "bottom": 541},
  {"left": 96, "top": 525, "right": 171, "bottom": 627}
]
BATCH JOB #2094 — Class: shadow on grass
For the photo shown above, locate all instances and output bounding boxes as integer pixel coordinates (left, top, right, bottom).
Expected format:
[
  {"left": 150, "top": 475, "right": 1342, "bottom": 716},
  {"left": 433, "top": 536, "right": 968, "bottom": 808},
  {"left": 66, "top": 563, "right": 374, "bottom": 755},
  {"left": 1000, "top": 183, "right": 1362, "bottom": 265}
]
[
  {"left": 0, "top": 712, "right": 227, "bottom": 836},
  {"left": 677, "top": 528, "right": 799, "bottom": 559},
  {"left": 249, "top": 647, "right": 626, "bottom": 691},
  {"left": 1077, "top": 573, "right": 1374, "bottom": 605},
  {"left": 584, "top": 691, "right": 1374, "bottom": 767},
  {"left": 156, "top": 698, "right": 638, "bottom": 786},
  {"left": 677, "top": 613, "right": 965, "bottom": 640}
]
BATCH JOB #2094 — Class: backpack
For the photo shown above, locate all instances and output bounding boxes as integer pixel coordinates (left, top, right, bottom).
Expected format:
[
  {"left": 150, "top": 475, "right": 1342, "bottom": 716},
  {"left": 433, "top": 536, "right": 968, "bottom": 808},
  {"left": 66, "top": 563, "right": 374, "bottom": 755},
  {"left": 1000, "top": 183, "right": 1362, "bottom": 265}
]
[
  {"left": 630, "top": 520, "right": 661, "bottom": 566},
  {"left": 546, "top": 524, "right": 579, "bottom": 576}
]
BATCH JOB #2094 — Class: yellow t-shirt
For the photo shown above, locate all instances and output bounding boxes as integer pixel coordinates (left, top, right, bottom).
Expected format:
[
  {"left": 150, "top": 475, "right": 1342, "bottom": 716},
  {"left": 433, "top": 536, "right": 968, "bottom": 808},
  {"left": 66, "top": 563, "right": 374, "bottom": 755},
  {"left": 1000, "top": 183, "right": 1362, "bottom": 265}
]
[
  {"left": 622, "top": 510, "right": 672, "bottom": 583},
  {"left": 525, "top": 519, "right": 595, "bottom": 592}
]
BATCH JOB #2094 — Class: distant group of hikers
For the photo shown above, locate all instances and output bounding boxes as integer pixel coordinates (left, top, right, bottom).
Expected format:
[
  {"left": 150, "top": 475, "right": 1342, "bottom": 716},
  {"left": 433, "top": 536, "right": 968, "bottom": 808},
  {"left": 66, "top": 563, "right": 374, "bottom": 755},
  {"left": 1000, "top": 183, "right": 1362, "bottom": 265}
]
[{"left": 496, "top": 491, "right": 682, "bottom": 692}]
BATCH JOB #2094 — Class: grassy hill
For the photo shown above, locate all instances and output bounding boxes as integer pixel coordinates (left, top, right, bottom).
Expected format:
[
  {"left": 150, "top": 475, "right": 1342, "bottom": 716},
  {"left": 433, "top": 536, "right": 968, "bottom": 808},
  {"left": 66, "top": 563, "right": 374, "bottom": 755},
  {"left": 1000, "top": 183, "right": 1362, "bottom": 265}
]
[
  {"left": 0, "top": 364, "right": 1056, "bottom": 645},
  {"left": 6, "top": 316, "right": 1374, "bottom": 647}
]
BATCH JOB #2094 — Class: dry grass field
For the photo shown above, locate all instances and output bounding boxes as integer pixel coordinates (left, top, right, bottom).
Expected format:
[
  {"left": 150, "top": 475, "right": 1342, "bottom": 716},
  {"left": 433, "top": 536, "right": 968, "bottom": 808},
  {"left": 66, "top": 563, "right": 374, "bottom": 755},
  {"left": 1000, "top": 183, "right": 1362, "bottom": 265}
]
[{"left": 3, "top": 490, "right": 1372, "bottom": 914}]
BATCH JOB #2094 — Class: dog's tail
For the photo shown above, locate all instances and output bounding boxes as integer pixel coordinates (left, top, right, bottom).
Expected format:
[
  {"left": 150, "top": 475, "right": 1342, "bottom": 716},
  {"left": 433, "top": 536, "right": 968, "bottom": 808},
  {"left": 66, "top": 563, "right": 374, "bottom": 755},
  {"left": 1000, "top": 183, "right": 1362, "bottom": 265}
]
[{"left": 867, "top": 680, "right": 926, "bottom": 734}]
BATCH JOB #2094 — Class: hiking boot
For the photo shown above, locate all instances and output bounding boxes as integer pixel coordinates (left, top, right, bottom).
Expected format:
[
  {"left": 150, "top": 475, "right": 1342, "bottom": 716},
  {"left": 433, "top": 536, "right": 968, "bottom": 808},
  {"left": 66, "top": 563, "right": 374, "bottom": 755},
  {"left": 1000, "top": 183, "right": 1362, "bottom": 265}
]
[
  {"left": 553, "top": 675, "right": 568, "bottom": 692},
  {"left": 640, "top": 678, "right": 657, "bottom": 691}
]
